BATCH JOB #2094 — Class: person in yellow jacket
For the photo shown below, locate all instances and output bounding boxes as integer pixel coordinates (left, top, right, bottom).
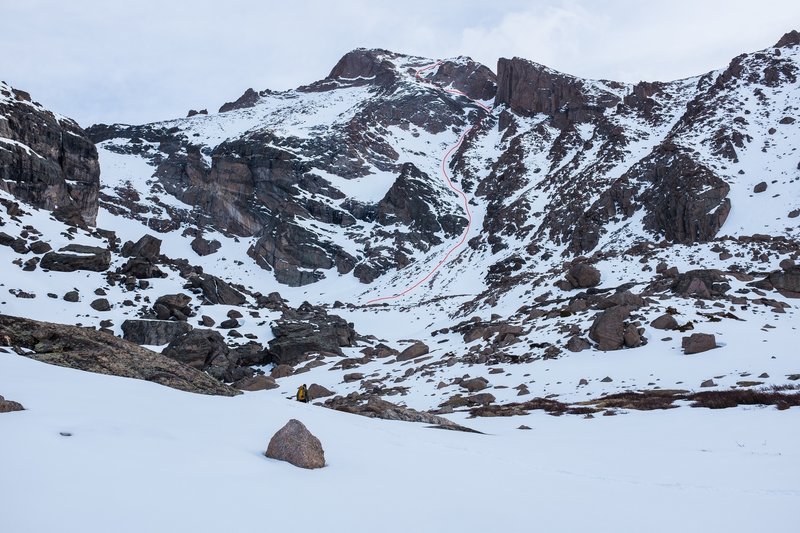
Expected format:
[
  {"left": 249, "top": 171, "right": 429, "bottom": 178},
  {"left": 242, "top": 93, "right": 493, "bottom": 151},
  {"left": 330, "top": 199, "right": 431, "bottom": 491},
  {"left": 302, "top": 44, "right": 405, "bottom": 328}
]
[{"left": 296, "top": 384, "right": 309, "bottom": 403}]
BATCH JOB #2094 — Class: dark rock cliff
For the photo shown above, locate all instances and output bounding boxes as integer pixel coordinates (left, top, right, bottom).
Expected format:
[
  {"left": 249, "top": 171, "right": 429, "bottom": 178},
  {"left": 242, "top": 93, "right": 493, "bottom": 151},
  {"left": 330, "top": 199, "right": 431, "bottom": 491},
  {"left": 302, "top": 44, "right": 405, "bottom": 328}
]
[{"left": 0, "top": 82, "right": 100, "bottom": 226}]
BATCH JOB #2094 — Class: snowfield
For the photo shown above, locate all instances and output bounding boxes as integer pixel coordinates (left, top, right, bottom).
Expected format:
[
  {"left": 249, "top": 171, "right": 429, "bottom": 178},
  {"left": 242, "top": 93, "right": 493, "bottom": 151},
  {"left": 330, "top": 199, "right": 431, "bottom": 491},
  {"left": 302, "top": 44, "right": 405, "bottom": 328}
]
[{"left": 1, "top": 353, "right": 798, "bottom": 533}]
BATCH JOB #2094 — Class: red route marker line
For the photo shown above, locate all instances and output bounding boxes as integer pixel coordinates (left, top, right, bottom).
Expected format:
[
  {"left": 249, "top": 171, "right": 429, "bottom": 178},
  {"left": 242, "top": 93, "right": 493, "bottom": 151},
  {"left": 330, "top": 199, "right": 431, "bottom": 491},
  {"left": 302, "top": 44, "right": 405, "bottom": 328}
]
[{"left": 365, "top": 61, "right": 491, "bottom": 305}]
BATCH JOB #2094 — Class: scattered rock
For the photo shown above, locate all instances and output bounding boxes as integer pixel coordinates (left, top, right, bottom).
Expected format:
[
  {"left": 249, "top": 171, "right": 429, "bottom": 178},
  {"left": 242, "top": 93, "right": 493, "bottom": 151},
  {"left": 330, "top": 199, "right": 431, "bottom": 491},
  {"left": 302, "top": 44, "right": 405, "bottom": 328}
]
[
  {"left": 219, "top": 318, "right": 239, "bottom": 329},
  {"left": 700, "top": 379, "right": 716, "bottom": 388},
  {"left": 753, "top": 181, "right": 768, "bottom": 193},
  {"left": 154, "top": 293, "right": 193, "bottom": 321},
  {"left": 769, "top": 265, "right": 800, "bottom": 297},
  {"left": 265, "top": 419, "right": 325, "bottom": 469},
  {"left": 161, "top": 329, "right": 233, "bottom": 381},
  {"left": 267, "top": 305, "right": 356, "bottom": 365}
]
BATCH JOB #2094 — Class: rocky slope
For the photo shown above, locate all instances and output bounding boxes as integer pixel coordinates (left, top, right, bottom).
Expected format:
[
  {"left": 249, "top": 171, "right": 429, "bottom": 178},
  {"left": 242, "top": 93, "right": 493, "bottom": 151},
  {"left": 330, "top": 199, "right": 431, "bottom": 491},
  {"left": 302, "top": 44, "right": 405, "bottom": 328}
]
[{"left": 0, "top": 33, "right": 798, "bottom": 419}]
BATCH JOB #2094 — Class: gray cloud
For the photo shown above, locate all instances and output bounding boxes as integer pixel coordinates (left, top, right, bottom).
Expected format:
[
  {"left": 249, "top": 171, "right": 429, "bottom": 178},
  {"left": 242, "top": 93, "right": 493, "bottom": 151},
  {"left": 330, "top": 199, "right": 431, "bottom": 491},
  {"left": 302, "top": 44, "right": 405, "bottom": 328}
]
[{"left": 1, "top": 0, "right": 797, "bottom": 126}]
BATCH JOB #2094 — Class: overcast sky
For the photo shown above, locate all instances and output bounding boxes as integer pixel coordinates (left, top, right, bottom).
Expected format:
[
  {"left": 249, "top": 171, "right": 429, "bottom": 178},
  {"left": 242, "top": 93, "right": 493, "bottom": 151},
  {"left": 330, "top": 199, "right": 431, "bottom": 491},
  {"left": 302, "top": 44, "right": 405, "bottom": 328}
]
[{"left": 1, "top": 0, "right": 798, "bottom": 126}]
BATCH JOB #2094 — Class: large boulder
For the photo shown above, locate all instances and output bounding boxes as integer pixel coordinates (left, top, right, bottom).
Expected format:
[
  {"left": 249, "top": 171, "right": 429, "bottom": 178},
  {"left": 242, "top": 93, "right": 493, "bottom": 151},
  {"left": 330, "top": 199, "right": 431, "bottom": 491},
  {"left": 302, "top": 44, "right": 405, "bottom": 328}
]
[
  {"left": 565, "top": 263, "right": 601, "bottom": 289},
  {"left": 121, "top": 234, "right": 162, "bottom": 259},
  {"left": 121, "top": 319, "right": 193, "bottom": 346},
  {"left": 769, "top": 265, "right": 800, "bottom": 297},
  {"left": 307, "top": 384, "right": 334, "bottom": 401},
  {"left": 186, "top": 274, "right": 246, "bottom": 306},
  {"left": 650, "top": 314, "right": 679, "bottom": 330},
  {"left": 191, "top": 236, "right": 221, "bottom": 256},
  {"left": 461, "top": 377, "right": 489, "bottom": 392},
  {"left": 682, "top": 333, "right": 717, "bottom": 354},
  {"left": 119, "top": 257, "right": 165, "bottom": 279},
  {"left": 162, "top": 329, "right": 232, "bottom": 380},
  {"left": 154, "top": 293, "right": 193, "bottom": 321},
  {"left": 265, "top": 419, "right": 325, "bottom": 469},
  {"left": 396, "top": 341, "right": 430, "bottom": 362},
  {"left": 588, "top": 306, "right": 633, "bottom": 351},
  {"left": 40, "top": 245, "right": 110, "bottom": 272},
  {"left": 0, "top": 395, "right": 24, "bottom": 413}
]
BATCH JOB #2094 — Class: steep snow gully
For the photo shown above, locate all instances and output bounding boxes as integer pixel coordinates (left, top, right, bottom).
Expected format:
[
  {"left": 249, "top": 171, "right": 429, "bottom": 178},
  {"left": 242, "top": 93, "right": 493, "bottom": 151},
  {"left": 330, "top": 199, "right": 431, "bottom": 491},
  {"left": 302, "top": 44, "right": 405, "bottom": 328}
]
[{"left": 366, "top": 61, "right": 491, "bottom": 304}]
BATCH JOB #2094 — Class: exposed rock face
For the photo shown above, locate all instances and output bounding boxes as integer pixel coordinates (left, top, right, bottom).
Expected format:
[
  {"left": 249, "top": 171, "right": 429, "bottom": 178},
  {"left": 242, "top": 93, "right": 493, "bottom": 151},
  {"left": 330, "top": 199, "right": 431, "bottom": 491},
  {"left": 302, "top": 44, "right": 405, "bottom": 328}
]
[
  {"left": 265, "top": 419, "right": 325, "bottom": 469},
  {"left": 219, "top": 88, "right": 267, "bottom": 113},
  {"left": 121, "top": 319, "right": 193, "bottom": 345},
  {"left": 495, "top": 57, "right": 621, "bottom": 128},
  {"left": 162, "top": 329, "right": 234, "bottom": 380},
  {"left": 0, "top": 81, "right": 100, "bottom": 226},
  {"left": 635, "top": 150, "right": 731, "bottom": 244},
  {"left": 682, "top": 333, "right": 717, "bottom": 354},
  {"left": 91, "top": 48, "right": 488, "bottom": 288},
  {"left": 267, "top": 304, "right": 356, "bottom": 365},
  {"left": 0, "top": 314, "right": 236, "bottom": 396},
  {"left": 40, "top": 245, "right": 111, "bottom": 272}
]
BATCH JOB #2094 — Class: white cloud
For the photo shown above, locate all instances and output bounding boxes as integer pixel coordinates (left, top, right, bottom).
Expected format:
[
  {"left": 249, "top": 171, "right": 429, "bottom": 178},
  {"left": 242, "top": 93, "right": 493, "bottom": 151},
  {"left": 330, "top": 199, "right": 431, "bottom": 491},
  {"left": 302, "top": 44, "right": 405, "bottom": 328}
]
[{"left": 0, "top": 0, "right": 797, "bottom": 125}]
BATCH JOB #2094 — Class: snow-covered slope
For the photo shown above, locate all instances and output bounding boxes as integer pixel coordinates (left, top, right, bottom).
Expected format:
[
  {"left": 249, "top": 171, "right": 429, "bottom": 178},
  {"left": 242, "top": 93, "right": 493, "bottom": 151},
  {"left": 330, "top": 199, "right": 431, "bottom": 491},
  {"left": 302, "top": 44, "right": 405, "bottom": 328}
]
[
  {"left": 0, "top": 34, "right": 798, "bottom": 444},
  {"left": 2, "top": 353, "right": 798, "bottom": 533}
]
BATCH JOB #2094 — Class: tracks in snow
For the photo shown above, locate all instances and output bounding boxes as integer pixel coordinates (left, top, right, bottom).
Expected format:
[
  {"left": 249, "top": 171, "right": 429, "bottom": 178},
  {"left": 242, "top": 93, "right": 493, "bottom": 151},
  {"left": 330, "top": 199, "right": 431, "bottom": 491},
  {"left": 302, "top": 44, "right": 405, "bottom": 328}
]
[{"left": 365, "top": 61, "right": 492, "bottom": 305}]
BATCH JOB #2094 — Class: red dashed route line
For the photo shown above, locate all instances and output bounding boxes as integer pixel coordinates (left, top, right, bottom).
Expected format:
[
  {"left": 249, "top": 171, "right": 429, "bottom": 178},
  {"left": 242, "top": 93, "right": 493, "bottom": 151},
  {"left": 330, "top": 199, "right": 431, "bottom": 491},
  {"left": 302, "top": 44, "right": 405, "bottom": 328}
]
[{"left": 366, "top": 61, "right": 492, "bottom": 305}]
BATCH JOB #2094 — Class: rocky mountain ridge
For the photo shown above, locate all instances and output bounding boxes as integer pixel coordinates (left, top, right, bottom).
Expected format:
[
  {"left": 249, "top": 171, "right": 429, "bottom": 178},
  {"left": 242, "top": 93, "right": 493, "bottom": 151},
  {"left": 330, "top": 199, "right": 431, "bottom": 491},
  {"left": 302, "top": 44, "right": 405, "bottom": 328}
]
[{"left": 1, "top": 33, "right": 799, "bottom": 418}]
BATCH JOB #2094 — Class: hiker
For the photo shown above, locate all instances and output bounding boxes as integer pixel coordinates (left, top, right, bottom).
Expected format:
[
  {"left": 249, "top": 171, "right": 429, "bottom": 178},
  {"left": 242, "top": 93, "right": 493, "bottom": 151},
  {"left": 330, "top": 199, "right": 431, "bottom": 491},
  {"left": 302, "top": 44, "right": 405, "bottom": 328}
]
[{"left": 296, "top": 384, "right": 309, "bottom": 403}]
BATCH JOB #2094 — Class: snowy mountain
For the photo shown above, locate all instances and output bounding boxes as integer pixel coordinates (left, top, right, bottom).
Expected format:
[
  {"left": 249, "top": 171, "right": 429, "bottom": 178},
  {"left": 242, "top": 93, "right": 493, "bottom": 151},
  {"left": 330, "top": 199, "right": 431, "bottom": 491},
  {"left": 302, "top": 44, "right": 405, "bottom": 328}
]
[
  {"left": 2, "top": 30, "right": 799, "bottom": 403},
  {"left": 1, "top": 30, "right": 800, "bottom": 533}
]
